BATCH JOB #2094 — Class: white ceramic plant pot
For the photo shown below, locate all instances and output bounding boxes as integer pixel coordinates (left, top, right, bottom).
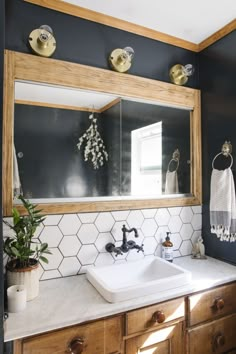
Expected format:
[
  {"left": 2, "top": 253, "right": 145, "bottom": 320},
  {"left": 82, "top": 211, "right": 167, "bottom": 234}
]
[{"left": 7, "top": 261, "right": 39, "bottom": 301}]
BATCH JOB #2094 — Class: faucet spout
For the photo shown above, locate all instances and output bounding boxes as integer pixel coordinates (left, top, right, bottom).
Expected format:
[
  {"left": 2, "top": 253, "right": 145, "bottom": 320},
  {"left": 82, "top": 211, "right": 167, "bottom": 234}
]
[
  {"left": 120, "top": 225, "right": 141, "bottom": 253},
  {"left": 122, "top": 225, "right": 138, "bottom": 239}
]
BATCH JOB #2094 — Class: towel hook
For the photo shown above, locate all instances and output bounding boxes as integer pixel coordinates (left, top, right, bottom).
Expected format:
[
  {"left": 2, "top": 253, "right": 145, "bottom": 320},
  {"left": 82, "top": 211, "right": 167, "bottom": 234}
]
[
  {"left": 212, "top": 141, "right": 233, "bottom": 169},
  {"left": 222, "top": 141, "right": 232, "bottom": 157},
  {"left": 167, "top": 149, "right": 180, "bottom": 172}
]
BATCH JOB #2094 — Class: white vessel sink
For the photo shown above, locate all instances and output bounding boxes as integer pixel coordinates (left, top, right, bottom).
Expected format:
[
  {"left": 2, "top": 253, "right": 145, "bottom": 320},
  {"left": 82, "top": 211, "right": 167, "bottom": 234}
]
[{"left": 86, "top": 256, "right": 191, "bottom": 303}]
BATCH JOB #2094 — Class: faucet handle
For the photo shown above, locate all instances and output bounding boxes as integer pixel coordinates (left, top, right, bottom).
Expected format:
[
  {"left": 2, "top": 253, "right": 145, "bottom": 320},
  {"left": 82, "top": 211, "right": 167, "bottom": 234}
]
[
  {"left": 114, "top": 248, "right": 123, "bottom": 257},
  {"left": 137, "top": 244, "right": 144, "bottom": 253}
]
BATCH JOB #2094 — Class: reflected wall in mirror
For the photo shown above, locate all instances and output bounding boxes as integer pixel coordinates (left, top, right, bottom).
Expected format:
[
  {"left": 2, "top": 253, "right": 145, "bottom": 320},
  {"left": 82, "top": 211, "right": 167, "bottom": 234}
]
[
  {"left": 3, "top": 50, "right": 201, "bottom": 215},
  {"left": 14, "top": 82, "right": 121, "bottom": 200}
]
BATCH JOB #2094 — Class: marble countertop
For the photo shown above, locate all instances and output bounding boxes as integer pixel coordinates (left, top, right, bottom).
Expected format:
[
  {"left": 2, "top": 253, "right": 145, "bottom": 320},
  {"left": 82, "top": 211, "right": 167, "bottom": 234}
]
[{"left": 4, "top": 256, "right": 236, "bottom": 342}]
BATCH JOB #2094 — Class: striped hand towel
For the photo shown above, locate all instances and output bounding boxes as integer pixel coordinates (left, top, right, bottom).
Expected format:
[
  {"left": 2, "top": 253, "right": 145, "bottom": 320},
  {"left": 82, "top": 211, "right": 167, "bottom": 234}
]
[{"left": 210, "top": 167, "right": 236, "bottom": 242}]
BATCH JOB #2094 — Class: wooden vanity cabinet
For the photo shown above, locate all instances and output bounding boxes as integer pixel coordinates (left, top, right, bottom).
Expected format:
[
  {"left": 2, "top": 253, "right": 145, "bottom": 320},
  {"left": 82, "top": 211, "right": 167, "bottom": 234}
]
[
  {"left": 186, "top": 282, "right": 236, "bottom": 354},
  {"left": 13, "top": 315, "right": 124, "bottom": 354},
  {"left": 13, "top": 282, "right": 236, "bottom": 354}
]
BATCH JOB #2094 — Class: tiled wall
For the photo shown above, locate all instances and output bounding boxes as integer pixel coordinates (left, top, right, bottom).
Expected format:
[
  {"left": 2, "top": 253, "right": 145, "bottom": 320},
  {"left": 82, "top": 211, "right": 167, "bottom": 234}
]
[{"left": 3, "top": 206, "right": 202, "bottom": 280}]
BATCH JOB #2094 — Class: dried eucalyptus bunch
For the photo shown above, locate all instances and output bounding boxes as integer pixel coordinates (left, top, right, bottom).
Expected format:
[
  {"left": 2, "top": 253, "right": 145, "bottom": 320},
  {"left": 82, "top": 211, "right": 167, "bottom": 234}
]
[{"left": 77, "top": 113, "right": 108, "bottom": 169}]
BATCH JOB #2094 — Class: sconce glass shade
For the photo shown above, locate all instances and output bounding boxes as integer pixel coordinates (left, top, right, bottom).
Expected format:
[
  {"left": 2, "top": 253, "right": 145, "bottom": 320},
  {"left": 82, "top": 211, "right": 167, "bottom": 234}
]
[
  {"left": 123, "top": 47, "right": 135, "bottom": 61},
  {"left": 28, "top": 24, "right": 56, "bottom": 58},
  {"left": 182, "top": 64, "right": 194, "bottom": 77},
  {"left": 169, "top": 64, "right": 194, "bottom": 86},
  {"left": 109, "top": 46, "right": 135, "bottom": 73}
]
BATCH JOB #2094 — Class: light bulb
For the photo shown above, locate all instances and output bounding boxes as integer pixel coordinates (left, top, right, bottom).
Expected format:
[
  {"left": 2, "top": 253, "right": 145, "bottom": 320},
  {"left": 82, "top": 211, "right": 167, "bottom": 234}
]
[
  {"left": 183, "top": 64, "right": 194, "bottom": 77},
  {"left": 123, "top": 47, "right": 135, "bottom": 61},
  {"left": 117, "top": 46, "right": 135, "bottom": 66},
  {"left": 38, "top": 25, "right": 53, "bottom": 44}
]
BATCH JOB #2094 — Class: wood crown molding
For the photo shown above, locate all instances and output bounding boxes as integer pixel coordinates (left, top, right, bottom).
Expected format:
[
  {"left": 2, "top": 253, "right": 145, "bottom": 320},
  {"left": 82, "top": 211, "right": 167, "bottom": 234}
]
[
  {"left": 14, "top": 100, "right": 101, "bottom": 113},
  {"left": 24, "top": 0, "right": 198, "bottom": 52},
  {"left": 15, "top": 99, "right": 121, "bottom": 113},
  {"left": 198, "top": 19, "right": 236, "bottom": 51}
]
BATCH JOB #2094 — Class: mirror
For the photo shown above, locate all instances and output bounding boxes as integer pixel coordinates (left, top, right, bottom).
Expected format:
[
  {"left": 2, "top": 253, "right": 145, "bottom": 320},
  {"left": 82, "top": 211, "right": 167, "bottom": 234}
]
[
  {"left": 14, "top": 82, "right": 191, "bottom": 201},
  {"left": 3, "top": 51, "right": 201, "bottom": 215}
]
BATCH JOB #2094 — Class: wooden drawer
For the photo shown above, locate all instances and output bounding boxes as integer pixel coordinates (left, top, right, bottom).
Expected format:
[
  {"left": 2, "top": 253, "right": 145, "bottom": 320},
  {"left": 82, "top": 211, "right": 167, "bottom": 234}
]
[
  {"left": 187, "top": 313, "right": 236, "bottom": 354},
  {"left": 125, "top": 297, "right": 185, "bottom": 336},
  {"left": 126, "top": 321, "right": 184, "bottom": 354},
  {"left": 187, "top": 282, "right": 236, "bottom": 327},
  {"left": 16, "top": 316, "right": 124, "bottom": 354}
]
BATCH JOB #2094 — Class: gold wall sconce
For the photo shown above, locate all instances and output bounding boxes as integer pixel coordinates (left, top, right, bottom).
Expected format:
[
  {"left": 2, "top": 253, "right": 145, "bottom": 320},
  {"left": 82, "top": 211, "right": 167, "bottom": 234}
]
[
  {"left": 109, "top": 46, "right": 134, "bottom": 73},
  {"left": 28, "top": 25, "right": 56, "bottom": 58},
  {"left": 169, "top": 64, "right": 194, "bottom": 86}
]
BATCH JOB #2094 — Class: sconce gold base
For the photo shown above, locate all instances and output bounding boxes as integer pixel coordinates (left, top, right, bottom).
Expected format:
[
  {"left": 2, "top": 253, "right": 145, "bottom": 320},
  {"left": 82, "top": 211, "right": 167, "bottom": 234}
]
[
  {"left": 109, "top": 49, "right": 131, "bottom": 73},
  {"left": 169, "top": 64, "right": 188, "bottom": 86},
  {"left": 28, "top": 29, "right": 56, "bottom": 58}
]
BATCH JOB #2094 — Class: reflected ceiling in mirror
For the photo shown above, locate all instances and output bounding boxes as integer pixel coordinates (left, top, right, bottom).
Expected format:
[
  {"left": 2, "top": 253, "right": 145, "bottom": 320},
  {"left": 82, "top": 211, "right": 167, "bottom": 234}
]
[{"left": 14, "top": 81, "right": 191, "bottom": 203}]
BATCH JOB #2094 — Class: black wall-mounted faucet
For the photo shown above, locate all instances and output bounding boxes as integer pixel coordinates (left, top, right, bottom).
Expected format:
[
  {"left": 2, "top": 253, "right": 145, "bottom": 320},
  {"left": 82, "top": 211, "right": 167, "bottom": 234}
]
[{"left": 105, "top": 224, "right": 144, "bottom": 256}]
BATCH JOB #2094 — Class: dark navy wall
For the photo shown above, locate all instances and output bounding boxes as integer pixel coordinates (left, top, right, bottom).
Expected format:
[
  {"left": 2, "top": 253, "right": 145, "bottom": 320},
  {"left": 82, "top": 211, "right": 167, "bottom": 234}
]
[
  {"left": 14, "top": 105, "right": 111, "bottom": 199},
  {"left": 6, "top": 0, "right": 199, "bottom": 87},
  {"left": 200, "top": 30, "right": 236, "bottom": 264}
]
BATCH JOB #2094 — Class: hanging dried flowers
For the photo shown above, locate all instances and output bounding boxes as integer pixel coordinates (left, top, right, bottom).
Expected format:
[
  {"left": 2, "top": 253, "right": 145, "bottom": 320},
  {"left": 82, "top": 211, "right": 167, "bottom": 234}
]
[{"left": 77, "top": 113, "right": 109, "bottom": 169}]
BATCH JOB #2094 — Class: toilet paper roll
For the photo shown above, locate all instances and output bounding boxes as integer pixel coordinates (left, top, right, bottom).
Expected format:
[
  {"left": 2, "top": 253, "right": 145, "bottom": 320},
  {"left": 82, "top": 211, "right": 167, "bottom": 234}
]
[{"left": 7, "top": 285, "right": 27, "bottom": 313}]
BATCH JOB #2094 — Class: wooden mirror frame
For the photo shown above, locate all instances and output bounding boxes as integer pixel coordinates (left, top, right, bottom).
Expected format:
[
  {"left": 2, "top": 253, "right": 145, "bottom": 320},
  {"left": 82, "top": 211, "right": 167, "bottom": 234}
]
[{"left": 3, "top": 50, "right": 202, "bottom": 216}]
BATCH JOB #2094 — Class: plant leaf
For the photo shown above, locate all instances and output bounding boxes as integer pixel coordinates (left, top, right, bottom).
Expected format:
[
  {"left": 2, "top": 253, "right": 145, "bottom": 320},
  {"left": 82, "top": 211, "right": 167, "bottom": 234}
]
[
  {"left": 11, "top": 247, "right": 21, "bottom": 257},
  {"left": 39, "top": 256, "right": 48, "bottom": 264}
]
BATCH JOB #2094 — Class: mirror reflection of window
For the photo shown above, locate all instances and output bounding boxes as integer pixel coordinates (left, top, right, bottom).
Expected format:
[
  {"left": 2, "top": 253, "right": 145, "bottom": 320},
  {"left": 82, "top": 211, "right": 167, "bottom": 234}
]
[{"left": 131, "top": 122, "right": 162, "bottom": 195}]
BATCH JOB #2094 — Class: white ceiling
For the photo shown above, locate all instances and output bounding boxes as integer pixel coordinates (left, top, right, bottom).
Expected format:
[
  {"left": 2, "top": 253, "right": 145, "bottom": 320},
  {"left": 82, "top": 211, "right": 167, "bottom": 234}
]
[{"left": 62, "top": 0, "right": 236, "bottom": 43}]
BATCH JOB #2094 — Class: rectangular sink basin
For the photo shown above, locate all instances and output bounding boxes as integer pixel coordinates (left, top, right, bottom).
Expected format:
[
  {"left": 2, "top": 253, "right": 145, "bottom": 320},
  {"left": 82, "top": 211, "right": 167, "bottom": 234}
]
[{"left": 86, "top": 256, "right": 191, "bottom": 303}]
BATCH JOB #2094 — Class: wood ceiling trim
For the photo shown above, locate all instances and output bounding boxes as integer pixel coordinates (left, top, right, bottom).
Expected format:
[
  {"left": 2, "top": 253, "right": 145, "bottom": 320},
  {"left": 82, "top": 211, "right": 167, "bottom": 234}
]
[
  {"left": 99, "top": 98, "right": 121, "bottom": 113},
  {"left": 198, "top": 19, "right": 236, "bottom": 51},
  {"left": 24, "top": 0, "right": 199, "bottom": 52},
  {"left": 14, "top": 99, "right": 101, "bottom": 112}
]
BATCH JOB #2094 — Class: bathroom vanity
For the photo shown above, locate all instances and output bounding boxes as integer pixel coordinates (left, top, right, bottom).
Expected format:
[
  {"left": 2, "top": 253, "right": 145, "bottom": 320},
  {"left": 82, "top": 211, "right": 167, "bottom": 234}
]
[{"left": 6, "top": 257, "right": 236, "bottom": 354}]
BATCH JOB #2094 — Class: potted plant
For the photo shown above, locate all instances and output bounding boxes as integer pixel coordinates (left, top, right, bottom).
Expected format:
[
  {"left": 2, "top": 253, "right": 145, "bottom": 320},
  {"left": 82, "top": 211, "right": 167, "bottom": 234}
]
[{"left": 4, "top": 195, "right": 51, "bottom": 301}]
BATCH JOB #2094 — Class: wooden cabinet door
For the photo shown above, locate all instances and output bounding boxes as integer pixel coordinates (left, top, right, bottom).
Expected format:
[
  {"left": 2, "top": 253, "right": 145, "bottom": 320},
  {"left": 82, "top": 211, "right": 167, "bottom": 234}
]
[
  {"left": 126, "top": 322, "right": 183, "bottom": 354},
  {"left": 187, "top": 283, "right": 236, "bottom": 327},
  {"left": 17, "top": 316, "right": 123, "bottom": 354},
  {"left": 187, "top": 314, "right": 236, "bottom": 354}
]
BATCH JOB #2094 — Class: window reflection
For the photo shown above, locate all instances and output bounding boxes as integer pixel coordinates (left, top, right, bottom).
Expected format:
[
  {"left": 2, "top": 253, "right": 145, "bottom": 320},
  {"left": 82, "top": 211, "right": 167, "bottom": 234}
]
[{"left": 131, "top": 122, "right": 162, "bottom": 195}]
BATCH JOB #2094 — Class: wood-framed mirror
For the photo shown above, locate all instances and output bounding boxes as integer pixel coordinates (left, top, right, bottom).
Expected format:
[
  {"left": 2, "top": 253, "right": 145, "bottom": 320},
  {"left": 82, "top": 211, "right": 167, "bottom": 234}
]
[{"left": 3, "top": 50, "right": 201, "bottom": 216}]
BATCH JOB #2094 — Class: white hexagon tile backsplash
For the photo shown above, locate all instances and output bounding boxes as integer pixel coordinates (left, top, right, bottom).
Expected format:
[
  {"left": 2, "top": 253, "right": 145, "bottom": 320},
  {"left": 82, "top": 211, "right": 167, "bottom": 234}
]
[{"left": 3, "top": 206, "right": 202, "bottom": 280}]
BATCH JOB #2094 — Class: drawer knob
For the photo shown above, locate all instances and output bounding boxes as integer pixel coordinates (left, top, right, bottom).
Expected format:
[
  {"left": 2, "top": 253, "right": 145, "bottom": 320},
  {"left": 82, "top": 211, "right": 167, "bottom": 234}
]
[
  {"left": 213, "top": 333, "right": 225, "bottom": 349},
  {"left": 152, "top": 310, "right": 165, "bottom": 323},
  {"left": 68, "top": 337, "right": 85, "bottom": 354},
  {"left": 213, "top": 297, "right": 225, "bottom": 310}
]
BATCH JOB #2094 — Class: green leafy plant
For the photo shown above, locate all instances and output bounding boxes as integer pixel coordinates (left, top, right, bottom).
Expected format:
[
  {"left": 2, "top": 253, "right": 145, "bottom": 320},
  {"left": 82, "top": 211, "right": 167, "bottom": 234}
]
[{"left": 3, "top": 195, "right": 51, "bottom": 269}]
